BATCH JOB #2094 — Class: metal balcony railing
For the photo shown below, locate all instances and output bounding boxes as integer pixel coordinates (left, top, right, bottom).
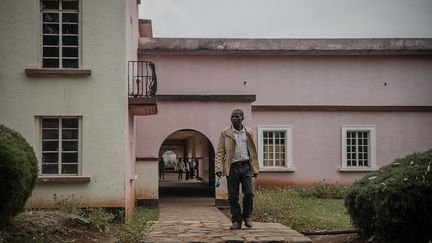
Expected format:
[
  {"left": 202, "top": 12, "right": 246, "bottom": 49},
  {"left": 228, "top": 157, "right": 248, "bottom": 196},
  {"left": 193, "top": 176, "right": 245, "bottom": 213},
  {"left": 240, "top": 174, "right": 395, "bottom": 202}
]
[{"left": 128, "top": 61, "right": 157, "bottom": 97}]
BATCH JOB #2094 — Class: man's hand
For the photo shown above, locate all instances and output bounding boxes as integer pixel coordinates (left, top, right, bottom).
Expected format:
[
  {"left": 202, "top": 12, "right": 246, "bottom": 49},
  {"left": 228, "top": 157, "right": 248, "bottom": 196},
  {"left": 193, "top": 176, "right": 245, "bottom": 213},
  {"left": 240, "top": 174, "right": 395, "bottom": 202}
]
[
  {"left": 253, "top": 173, "right": 258, "bottom": 178},
  {"left": 216, "top": 172, "right": 222, "bottom": 178}
]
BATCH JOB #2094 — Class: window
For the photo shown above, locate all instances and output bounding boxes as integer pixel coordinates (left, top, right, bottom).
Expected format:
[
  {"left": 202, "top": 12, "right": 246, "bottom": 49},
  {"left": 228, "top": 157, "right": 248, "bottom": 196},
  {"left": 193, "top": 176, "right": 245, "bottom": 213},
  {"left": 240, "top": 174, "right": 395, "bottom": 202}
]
[
  {"left": 258, "top": 125, "right": 294, "bottom": 171},
  {"left": 41, "top": 0, "right": 79, "bottom": 68},
  {"left": 341, "top": 126, "right": 377, "bottom": 171},
  {"left": 40, "top": 117, "right": 80, "bottom": 175}
]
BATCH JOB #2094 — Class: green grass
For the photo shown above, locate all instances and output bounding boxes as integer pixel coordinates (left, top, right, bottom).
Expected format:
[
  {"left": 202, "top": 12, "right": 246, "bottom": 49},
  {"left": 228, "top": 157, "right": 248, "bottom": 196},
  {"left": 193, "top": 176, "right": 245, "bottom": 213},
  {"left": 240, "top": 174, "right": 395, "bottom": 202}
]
[
  {"left": 132, "top": 207, "right": 158, "bottom": 222},
  {"left": 290, "top": 197, "right": 352, "bottom": 231},
  {"left": 253, "top": 188, "right": 353, "bottom": 232},
  {"left": 113, "top": 207, "right": 159, "bottom": 243}
]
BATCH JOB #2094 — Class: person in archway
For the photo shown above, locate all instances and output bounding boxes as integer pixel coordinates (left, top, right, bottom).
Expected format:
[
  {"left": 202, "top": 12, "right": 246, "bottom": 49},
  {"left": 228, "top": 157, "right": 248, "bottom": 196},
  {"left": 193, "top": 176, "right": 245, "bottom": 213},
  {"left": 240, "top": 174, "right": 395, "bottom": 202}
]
[
  {"left": 176, "top": 158, "right": 185, "bottom": 181},
  {"left": 159, "top": 158, "right": 165, "bottom": 180},
  {"left": 215, "top": 109, "right": 259, "bottom": 230}
]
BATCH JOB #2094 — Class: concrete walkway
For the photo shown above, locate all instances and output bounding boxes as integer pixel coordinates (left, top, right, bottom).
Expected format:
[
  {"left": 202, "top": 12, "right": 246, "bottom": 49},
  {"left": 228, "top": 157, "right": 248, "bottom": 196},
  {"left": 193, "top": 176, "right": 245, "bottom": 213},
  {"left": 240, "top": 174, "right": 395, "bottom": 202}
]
[{"left": 142, "top": 173, "right": 311, "bottom": 242}]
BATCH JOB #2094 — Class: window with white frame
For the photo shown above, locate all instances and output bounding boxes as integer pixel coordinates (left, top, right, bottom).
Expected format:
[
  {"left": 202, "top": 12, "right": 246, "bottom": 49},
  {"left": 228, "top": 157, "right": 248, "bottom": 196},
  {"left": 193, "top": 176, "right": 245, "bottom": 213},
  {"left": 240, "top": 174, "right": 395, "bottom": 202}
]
[
  {"left": 258, "top": 126, "right": 293, "bottom": 171},
  {"left": 40, "top": 117, "right": 80, "bottom": 175},
  {"left": 41, "top": 0, "right": 79, "bottom": 68},
  {"left": 341, "top": 126, "right": 376, "bottom": 170}
]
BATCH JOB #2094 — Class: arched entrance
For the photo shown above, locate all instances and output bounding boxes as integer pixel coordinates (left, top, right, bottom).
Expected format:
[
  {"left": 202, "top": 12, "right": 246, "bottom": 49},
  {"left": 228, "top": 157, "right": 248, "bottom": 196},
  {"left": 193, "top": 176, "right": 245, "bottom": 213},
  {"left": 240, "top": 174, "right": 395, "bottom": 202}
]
[{"left": 158, "top": 129, "right": 216, "bottom": 198}]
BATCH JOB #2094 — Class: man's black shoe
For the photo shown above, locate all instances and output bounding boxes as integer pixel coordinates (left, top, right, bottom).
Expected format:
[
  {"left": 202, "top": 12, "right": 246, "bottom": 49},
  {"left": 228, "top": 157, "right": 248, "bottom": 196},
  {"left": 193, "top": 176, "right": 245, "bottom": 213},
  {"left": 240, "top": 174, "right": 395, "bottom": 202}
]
[
  {"left": 229, "top": 221, "right": 241, "bottom": 230},
  {"left": 244, "top": 218, "right": 253, "bottom": 228}
]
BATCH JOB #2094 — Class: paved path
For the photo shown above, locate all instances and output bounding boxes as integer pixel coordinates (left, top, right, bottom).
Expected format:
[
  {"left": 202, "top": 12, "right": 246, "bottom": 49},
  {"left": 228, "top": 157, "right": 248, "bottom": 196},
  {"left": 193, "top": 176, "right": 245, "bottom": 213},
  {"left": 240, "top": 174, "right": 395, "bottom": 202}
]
[{"left": 142, "top": 173, "right": 311, "bottom": 242}]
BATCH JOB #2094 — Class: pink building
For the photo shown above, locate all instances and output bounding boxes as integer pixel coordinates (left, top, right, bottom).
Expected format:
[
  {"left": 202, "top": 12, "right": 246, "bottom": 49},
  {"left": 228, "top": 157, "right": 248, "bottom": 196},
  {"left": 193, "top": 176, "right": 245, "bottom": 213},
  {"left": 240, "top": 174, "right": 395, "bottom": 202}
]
[{"left": 134, "top": 21, "right": 432, "bottom": 206}]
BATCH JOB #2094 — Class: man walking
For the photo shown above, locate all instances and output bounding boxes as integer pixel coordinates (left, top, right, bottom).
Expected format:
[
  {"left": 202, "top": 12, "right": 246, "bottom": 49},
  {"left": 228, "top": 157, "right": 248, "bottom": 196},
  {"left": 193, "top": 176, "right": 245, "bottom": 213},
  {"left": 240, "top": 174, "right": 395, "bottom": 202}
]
[{"left": 215, "top": 109, "right": 259, "bottom": 230}]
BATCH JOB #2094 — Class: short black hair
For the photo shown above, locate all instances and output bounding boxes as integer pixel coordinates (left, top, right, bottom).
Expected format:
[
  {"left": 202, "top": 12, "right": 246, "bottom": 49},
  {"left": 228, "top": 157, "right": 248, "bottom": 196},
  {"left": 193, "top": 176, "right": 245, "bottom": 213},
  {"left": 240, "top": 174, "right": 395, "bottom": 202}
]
[{"left": 232, "top": 108, "right": 244, "bottom": 118}]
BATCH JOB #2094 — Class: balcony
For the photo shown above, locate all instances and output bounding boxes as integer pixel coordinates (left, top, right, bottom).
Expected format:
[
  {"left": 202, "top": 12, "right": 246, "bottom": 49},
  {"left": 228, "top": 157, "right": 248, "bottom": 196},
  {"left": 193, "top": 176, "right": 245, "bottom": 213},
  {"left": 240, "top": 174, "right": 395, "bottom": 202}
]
[{"left": 128, "top": 61, "right": 158, "bottom": 115}]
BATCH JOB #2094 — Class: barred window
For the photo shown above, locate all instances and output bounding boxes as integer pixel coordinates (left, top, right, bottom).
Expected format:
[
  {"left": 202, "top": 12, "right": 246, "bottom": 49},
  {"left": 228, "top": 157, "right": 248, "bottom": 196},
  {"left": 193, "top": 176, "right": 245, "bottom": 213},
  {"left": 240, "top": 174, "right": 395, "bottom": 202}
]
[
  {"left": 258, "top": 125, "right": 293, "bottom": 171},
  {"left": 346, "top": 131, "right": 369, "bottom": 167},
  {"left": 41, "top": 0, "right": 79, "bottom": 68},
  {"left": 341, "top": 126, "right": 376, "bottom": 171},
  {"left": 41, "top": 117, "right": 80, "bottom": 175},
  {"left": 263, "top": 131, "right": 286, "bottom": 167}
]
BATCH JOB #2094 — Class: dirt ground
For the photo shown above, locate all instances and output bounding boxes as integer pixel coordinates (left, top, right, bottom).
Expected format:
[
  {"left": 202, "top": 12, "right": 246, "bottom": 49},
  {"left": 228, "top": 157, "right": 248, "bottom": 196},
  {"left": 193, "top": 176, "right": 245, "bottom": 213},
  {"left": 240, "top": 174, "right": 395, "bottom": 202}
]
[
  {"left": 308, "top": 233, "right": 362, "bottom": 243},
  {"left": 0, "top": 211, "right": 112, "bottom": 243}
]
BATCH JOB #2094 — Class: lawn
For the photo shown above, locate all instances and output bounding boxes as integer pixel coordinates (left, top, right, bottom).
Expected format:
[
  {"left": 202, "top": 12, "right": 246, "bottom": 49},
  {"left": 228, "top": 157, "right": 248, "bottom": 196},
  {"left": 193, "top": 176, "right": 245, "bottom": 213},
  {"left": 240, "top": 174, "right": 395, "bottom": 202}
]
[{"left": 253, "top": 187, "right": 353, "bottom": 232}]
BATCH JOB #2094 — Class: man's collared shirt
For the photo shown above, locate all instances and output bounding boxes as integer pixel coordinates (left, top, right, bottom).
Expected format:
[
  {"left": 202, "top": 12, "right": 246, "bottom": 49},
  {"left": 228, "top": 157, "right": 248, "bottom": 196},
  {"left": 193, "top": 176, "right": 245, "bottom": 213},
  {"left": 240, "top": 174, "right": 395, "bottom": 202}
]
[{"left": 232, "top": 126, "right": 249, "bottom": 162}]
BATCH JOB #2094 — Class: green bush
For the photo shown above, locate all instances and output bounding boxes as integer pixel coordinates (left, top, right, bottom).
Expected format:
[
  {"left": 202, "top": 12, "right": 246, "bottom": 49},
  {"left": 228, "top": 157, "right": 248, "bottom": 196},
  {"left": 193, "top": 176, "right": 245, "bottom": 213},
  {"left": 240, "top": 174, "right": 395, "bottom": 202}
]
[
  {"left": 0, "top": 125, "right": 38, "bottom": 227},
  {"left": 345, "top": 149, "right": 432, "bottom": 242}
]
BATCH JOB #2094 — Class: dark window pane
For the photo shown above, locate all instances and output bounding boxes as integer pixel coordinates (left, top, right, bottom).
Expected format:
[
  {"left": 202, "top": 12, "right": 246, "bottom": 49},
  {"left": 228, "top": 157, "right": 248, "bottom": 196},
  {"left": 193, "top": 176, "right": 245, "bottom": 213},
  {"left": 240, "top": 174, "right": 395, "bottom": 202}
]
[
  {"left": 62, "top": 141, "right": 78, "bottom": 151},
  {"left": 42, "top": 118, "right": 59, "bottom": 128},
  {"left": 42, "top": 0, "right": 59, "bottom": 10},
  {"left": 62, "top": 24, "right": 78, "bottom": 34},
  {"left": 364, "top": 160, "right": 368, "bottom": 166},
  {"left": 63, "top": 47, "right": 78, "bottom": 57},
  {"left": 43, "top": 35, "right": 59, "bottom": 45},
  {"left": 43, "top": 24, "right": 59, "bottom": 34},
  {"left": 43, "top": 47, "right": 59, "bottom": 57},
  {"left": 347, "top": 160, "right": 351, "bottom": 166},
  {"left": 43, "top": 129, "right": 58, "bottom": 139},
  {"left": 63, "top": 1, "right": 79, "bottom": 10},
  {"left": 62, "top": 164, "right": 78, "bottom": 174},
  {"left": 42, "top": 164, "right": 58, "bottom": 174},
  {"left": 62, "top": 118, "right": 78, "bottom": 128},
  {"left": 62, "top": 129, "right": 78, "bottom": 139},
  {"left": 43, "top": 141, "right": 59, "bottom": 151},
  {"left": 43, "top": 13, "right": 59, "bottom": 22},
  {"left": 63, "top": 13, "right": 78, "bottom": 23},
  {"left": 62, "top": 36, "right": 78, "bottom": 45},
  {"left": 43, "top": 58, "right": 59, "bottom": 68},
  {"left": 62, "top": 153, "right": 78, "bottom": 163},
  {"left": 43, "top": 152, "right": 58, "bottom": 163},
  {"left": 62, "top": 59, "right": 78, "bottom": 68}
]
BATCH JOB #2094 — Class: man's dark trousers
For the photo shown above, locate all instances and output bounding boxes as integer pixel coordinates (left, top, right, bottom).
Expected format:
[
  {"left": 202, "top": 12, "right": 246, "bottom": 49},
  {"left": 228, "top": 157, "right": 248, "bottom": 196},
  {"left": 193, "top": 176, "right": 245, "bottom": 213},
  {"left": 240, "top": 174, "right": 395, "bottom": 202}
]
[{"left": 227, "top": 161, "right": 253, "bottom": 224}]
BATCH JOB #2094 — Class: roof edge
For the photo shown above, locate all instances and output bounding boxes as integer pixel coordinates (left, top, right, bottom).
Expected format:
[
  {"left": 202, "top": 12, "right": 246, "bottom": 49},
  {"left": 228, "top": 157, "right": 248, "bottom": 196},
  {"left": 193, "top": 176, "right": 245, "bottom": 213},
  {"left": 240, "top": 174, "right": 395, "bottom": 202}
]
[{"left": 138, "top": 38, "right": 432, "bottom": 55}]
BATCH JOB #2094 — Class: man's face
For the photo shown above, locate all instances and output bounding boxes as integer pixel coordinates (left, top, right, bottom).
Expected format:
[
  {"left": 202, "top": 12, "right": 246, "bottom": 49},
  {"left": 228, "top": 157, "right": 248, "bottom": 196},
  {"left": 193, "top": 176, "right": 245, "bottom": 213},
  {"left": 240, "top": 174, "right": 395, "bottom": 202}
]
[{"left": 231, "top": 111, "right": 244, "bottom": 127}]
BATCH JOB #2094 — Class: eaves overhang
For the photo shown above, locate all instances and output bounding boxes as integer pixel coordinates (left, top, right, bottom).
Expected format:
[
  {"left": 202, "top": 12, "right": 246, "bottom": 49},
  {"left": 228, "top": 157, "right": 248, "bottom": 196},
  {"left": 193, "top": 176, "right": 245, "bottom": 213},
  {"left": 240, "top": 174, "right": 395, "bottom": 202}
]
[{"left": 138, "top": 38, "right": 432, "bottom": 55}]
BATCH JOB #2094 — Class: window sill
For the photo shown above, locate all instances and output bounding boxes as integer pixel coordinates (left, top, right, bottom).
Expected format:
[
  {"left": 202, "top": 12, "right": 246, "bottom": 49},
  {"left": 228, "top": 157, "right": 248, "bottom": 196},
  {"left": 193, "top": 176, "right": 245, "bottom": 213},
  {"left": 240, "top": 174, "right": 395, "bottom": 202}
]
[
  {"left": 37, "top": 176, "right": 91, "bottom": 184},
  {"left": 339, "top": 167, "right": 378, "bottom": 172},
  {"left": 25, "top": 68, "right": 91, "bottom": 77},
  {"left": 259, "top": 167, "right": 295, "bottom": 173}
]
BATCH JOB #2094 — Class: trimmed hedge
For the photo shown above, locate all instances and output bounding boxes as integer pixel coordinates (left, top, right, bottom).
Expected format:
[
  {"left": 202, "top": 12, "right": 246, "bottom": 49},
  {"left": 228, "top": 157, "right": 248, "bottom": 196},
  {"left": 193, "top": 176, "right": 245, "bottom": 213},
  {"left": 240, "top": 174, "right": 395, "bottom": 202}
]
[
  {"left": 0, "top": 124, "right": 38, "bottom": 227},
  {"left": 345, "top": 149, "right": 432, "bottom": 242}
]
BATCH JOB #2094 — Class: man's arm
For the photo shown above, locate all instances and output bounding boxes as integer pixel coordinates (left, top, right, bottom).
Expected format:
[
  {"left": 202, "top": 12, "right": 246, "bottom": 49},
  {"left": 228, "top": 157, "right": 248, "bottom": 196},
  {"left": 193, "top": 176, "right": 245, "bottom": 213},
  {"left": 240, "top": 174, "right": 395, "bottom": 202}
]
[{"left": 214, "top": 131, "right": 225, "bottom": 177}]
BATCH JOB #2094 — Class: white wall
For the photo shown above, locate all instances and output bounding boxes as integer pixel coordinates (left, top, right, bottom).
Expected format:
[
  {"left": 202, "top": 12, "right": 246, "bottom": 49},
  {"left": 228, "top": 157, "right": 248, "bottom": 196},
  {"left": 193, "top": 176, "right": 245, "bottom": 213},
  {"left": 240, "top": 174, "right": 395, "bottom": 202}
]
[{"left": 0, "top": 0, "right": 128, "bottom": 207}]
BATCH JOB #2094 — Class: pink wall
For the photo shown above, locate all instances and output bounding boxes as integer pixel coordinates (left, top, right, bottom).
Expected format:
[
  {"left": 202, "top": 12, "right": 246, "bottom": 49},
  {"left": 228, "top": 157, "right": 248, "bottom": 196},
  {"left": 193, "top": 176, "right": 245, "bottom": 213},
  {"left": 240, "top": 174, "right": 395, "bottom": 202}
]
[
  {"left": 136, "top": 101, "right": 253, "bottom": 158},
  {"left": 252, "top": 111, "right": 432, "bottom": 186},
  {"left": 142, "top": 54, "right": 432, "bottom": 106},
  {"left": 136, "top": 52, "right": 432, "bottom": 186}
]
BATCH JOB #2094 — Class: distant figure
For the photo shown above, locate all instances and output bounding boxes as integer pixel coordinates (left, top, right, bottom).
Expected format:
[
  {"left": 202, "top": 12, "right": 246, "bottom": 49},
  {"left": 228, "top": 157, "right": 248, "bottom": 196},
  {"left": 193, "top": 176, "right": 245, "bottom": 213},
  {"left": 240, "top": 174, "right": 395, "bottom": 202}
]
[
  {"left": 159, "top": 158, "right": 165, "bottom": 179},
  {"left": 176, "top": 158, "right": 185, "bottom": 181},
  {"left": 190, "top": 158, "right": 196, "bottom": 179},
  {"left": 185, "top": 158, "right": 191, "bottom": 180}
]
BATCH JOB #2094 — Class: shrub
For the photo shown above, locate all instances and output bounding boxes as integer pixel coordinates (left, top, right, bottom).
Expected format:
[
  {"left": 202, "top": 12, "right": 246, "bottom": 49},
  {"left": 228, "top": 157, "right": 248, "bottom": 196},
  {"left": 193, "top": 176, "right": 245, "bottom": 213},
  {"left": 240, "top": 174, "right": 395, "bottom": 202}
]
[
  {"left": 345, "top": 149, "right": 432, "bottom": 242},
  {"left": 296, "top": 180, "right": 348, "bottom": 199},
  {"left": 85, "top": 208, "right": 115, "bottom": 232},
  {"left": 53, "top": 194, "right": 83, "bottom": 215},
  {"left": 0, "top": 125, "right": 38, "bottom": 227},
  {"left": 114, "top": 208, "right": 157, "bottom": 243}
]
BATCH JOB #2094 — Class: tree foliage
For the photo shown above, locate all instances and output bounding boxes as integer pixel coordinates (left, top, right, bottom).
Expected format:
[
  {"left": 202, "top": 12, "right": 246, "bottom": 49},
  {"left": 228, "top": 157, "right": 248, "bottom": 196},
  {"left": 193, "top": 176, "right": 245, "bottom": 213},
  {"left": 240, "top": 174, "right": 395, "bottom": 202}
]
[
  {"left": 0, "top": 124, "right": 38, "bottom": 227},
  {"left": 345, "top": 149, "right": 432, "bottom": 242}
]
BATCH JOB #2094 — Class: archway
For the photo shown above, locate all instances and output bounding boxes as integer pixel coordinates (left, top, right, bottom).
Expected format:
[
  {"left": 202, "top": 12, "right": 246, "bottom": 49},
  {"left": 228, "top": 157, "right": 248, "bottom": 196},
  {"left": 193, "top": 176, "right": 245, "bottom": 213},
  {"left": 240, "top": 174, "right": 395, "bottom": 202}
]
[{"left": 158, "top": 129, "right": 215, "bottom": 198}]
